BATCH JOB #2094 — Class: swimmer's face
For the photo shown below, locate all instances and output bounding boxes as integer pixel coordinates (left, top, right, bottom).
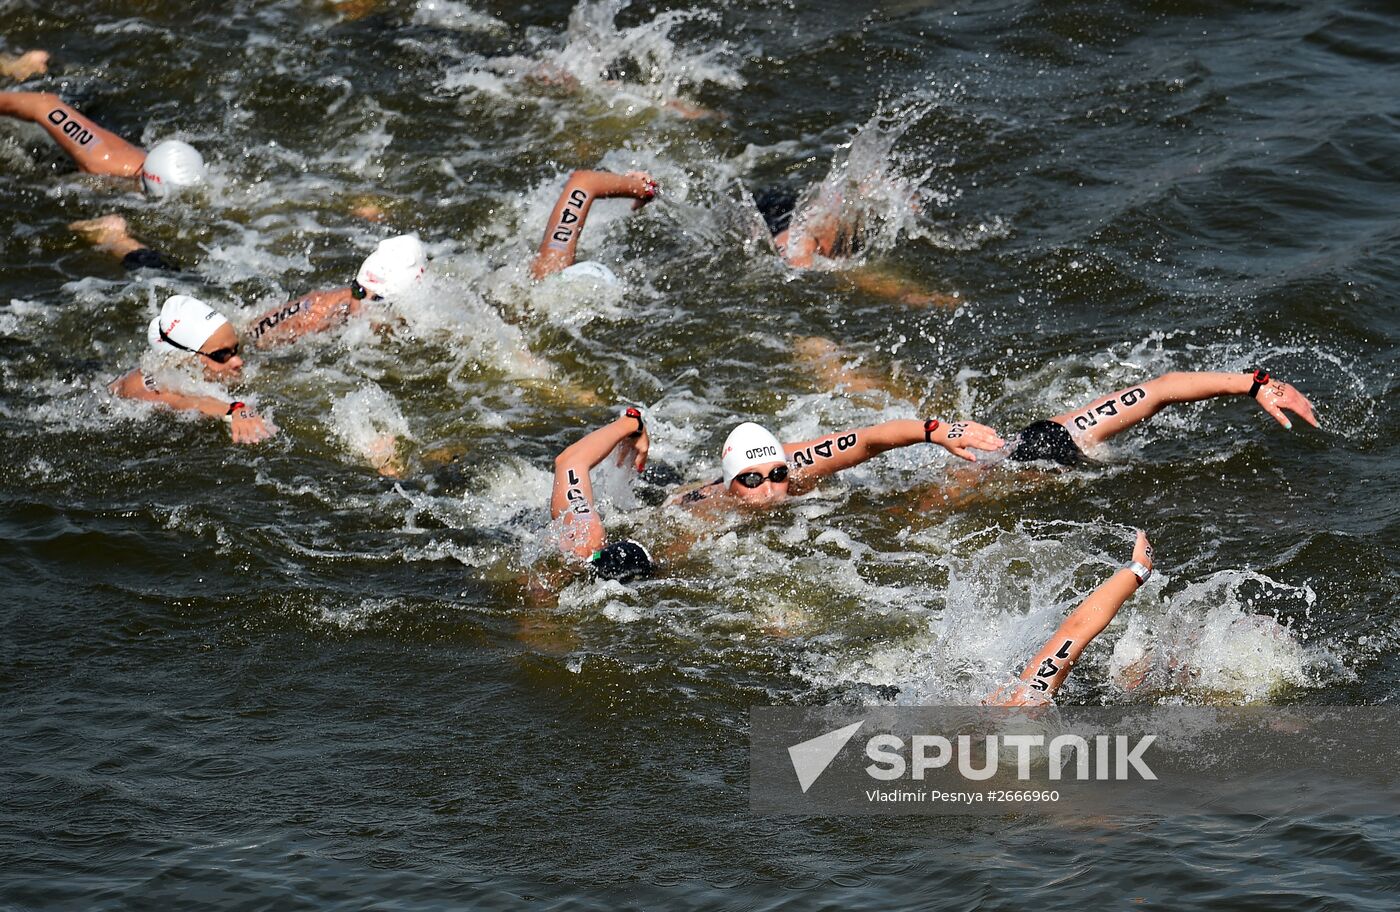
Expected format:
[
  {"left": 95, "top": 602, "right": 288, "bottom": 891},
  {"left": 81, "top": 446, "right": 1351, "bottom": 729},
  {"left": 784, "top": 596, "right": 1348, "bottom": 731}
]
[
  {"left": 727, "top": 460, "right": 790, "bottom": 505},
  {"left": 197, "top": 323, "right": 244, "bottom": 381}
]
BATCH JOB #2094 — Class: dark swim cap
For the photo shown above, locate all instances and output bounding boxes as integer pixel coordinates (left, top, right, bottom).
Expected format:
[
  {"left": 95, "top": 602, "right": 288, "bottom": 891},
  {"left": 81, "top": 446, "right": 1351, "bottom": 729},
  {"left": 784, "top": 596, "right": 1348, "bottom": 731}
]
[
  {"left": 1007, "top": 420, "right": 1084, "bottom": 467},
  {"left": 754, "top": 187, "right": 799, "bottom": 236},
  {"left": 589, "top": 539, "right": 655, "bottom": 583}
]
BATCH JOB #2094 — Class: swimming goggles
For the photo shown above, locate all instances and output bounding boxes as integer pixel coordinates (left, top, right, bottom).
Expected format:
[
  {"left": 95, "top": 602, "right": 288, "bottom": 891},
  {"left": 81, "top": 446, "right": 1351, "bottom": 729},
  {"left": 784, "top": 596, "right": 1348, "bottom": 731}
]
[
  {"left": 733, "top": 464, "right": 789, "bottom": 488},
  {"left": 158, "top": 325, "right": 240, "bottom": 363}
]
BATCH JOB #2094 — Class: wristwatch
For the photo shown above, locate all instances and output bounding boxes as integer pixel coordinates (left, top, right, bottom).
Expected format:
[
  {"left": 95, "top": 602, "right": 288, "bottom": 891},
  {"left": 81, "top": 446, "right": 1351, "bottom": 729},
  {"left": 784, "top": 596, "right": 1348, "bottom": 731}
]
[
  {"left": 622, "top": 406, "right": 644, "bottom": 437},
  {"left": 1126, "top": 561, "right": 1152, "bottom": 585},
  {"left": 1247, "top": 369, "right": 1269, "bottom": 399}
]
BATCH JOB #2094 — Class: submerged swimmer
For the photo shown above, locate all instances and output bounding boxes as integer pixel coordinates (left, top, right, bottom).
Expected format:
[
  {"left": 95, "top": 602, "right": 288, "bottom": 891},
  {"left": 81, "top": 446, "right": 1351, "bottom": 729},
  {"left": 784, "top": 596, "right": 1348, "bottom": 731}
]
[
  {"left": 550, "top": 406, "right": 656, "bottom": 582},
  {"left": 672, "top": 416, "right": 1004, "bottom": 509},
  {"left": 755, "top": 185, "right": 956, "bottom": 306},
  {"left": 0, "top": 91, "right": 206, "bottom": 197},
  {"left": 987, "top": 530, "right": 1154, "bottom": 705},
  {"left": 109, "top": 295, "right": 275, "bottom": 445},
  {"left": 0, "top": 49, "right": 49, "bottom": 82},
  {"left": 1002, "top": 369, "right": 1320, "bottom": 468},
  {"left": 531, "top": 169, "right": 658, "bottom": 282},
  {"left": 249, "top": 234, "right": 427, "bottom": 348},
  {"left": 67, "top": 214, "right": 176, "bottom": 272}
]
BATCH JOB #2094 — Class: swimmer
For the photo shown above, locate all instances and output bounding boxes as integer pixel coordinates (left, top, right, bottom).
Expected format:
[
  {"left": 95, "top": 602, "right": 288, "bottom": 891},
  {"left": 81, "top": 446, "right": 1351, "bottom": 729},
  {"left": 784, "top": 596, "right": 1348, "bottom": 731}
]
[
  {"left": 1004, "top": 369, "right": 1320, "bottom": 467},
  {"left": 530, "top": 169, "right": 658, "bottom": 281},
  {"left": 67, "top": 214, "right": 176, "bottom": 272},
  {"left": 522, "top": 62, "right": 718, "bottom": 120},
  {"left": 109, "top": 295, "right": 275, "bottom": 445},
  {"left": 987, "top": 530, "right": 1154, "bottom": 705},
  {"left": 249, "top": 234, "right": 426, "bottom": 348},
  {"left": 0, "top": 91, "right": 206, "bottom": 197},
  {"left": 550, "top": 406, "right": 656, "bottom": 582},
  {"left": 0, "top": 49, "right": 48, "bottom": 82},
  {"left": 755, "top": 185, "right": 957, "bottom": 305},
  {"left": 671, "top": 416, "right": 1004, "bottom": 509}
]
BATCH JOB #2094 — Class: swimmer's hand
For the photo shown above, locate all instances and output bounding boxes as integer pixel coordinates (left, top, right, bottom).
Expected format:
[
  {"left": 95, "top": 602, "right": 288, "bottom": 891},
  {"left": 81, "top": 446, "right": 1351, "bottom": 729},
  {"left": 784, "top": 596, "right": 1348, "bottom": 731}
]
[
  {"left": 623, "top": 171, "right": 658, "bottom": 211},
  {"left": 1254, "top": 379, "right": 1319, "bottom": 431},
  {"left": 929, "top": 420, "right": 1005, "bottom": 462},
  {"left": 1132, "top": 529, "right": 1153, "bottom": 573},
  {"left": 229, "top": 406, "right": 276, "bottom": 445},
  {"left": 616, "top": 422, "right": 650, "bottom": 473}
]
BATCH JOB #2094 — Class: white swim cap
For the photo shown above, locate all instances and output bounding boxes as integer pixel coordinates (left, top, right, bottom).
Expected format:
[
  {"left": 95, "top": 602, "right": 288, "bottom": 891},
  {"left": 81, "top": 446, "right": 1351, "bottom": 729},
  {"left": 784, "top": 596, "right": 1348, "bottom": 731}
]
[
  {"left": 558, "top": 260, "right": 619, "bottom": 285},
  {"left": 147, "top": 294, "right": 229, "bottom": 354},
  {"left": 141, "top": 140, "right": 207, "bottom": 198},
  {"left": 721, "top": 421, "right": 785, "bottom": 485},
  {"left": 356, "top": 234, "right": 427, "bottom": 300}
]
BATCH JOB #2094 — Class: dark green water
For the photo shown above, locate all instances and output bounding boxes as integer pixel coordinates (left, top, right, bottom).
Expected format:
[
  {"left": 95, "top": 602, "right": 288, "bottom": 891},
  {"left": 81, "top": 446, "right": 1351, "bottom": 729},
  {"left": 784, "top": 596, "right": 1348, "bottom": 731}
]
[{"left": 2, "top": 0, "right": 1397, "bottom": 907}]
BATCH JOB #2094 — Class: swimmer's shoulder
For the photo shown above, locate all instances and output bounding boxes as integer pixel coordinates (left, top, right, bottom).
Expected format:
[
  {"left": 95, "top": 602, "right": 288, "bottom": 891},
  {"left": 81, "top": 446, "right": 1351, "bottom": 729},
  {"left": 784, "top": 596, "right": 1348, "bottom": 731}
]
[
  {"left": 109, "top": 367, "right": 157, "bottom": 399},
  {"left": 669, "top": 478, "right": 723, "bottom": 507}
]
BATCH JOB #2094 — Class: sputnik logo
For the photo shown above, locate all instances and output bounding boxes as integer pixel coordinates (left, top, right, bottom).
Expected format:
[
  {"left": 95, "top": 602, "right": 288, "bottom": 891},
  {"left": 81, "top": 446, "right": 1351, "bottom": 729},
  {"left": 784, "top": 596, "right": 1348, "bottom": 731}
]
[{"left": 787, "top": 720, "right": 864, "bottom": 793}]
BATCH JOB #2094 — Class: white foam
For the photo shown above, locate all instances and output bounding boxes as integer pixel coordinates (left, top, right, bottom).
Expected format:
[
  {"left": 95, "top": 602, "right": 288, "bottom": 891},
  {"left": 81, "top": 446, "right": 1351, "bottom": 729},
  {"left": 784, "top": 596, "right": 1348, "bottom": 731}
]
[{"left": 328, "top": 383, "right": 412, "bottom": 469}]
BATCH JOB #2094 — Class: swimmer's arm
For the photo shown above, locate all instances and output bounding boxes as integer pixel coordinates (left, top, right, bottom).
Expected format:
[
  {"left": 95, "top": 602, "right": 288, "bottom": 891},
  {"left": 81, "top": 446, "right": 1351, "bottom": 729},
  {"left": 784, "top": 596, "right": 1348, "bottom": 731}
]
[
  {"left": 531, "top": 169, "right": 656, "bottom": 279},
  {"left": 784, "top": 419, "right": 1005, "bottom": 489},
  {"left": 109, "top": 369, "right": 229, "bottom": 417},
  {"left": 1008, "top": 532, "right": 1152, "bottom": 699},
  {"left": 1011, "top": 572, "right": 1139, "bottom": 699},
  {"left": 0, "top": 92, "right": 146, "bottom": 177},
  {"left": 550, "top": 414, "right": 649, "bottom": 558},
  {"left": 841, "top": 268, "right": 961, "bottom": 308},
  {"left": 774, "top": 228, "right": 817, "bottom": 269},
  {"left": 249, "top": 288, "right": 360, "bottom": 348},
  {"left": 667, "top": 479, "right": 721, "bottom": 507},
  {"left": 1051, "top": 371, "right": 1319, "bottom": 449},
  {"left": 109, "top": 370, "right": 276, "bottom": 444}
]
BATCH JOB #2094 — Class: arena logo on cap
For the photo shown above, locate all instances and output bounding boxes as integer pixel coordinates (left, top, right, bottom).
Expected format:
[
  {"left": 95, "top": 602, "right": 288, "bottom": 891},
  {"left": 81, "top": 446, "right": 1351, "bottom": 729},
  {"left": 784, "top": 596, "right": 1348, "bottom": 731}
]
[{"left": 745, "top": 445, "right": 778, "bottom": 460}]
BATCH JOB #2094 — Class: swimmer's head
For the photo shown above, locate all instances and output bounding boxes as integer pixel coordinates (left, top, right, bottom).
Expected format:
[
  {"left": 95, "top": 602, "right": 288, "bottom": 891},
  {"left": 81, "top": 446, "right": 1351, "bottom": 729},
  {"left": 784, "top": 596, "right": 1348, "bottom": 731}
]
[
  {"left": 1008, "top": 420, "right": 1084, "bottom": 467},
  {"left": 141, "top": 140, "right": 207, "bottom": 199},
  {"left": 589, "top": 539, "right": 654, "bottom": 583},
  {"left": 754, "top": 187, "right": 799, "bottom": 237},
  {"left": 147, "top": 294, "right": 243, "bottom": 379},
  {"left": 557, "top": 260, "right": 619, "bottom": 286},
  {"left": 355, "top": 234, "right": 427, "bottom": 301},
  {"left": 722, "top": 421, "right": 789, "bottom": 503}
]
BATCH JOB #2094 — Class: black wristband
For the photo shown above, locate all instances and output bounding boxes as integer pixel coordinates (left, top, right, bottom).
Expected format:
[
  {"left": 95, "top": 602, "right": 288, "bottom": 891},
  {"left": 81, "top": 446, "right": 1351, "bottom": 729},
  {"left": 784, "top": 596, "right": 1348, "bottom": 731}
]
[
  {"left": 1247, "top": 369, "right": 1269, "bottom": 399},
  {"left": 923, "top": 419, "right": 941, "bottom": 443},
  {"left": 623, "top": 406, "right": 644, "bottom": 437}
]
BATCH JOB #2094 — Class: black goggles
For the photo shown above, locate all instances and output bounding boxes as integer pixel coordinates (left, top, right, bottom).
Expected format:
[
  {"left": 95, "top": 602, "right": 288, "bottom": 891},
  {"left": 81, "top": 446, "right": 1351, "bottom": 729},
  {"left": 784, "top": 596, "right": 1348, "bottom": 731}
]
[
  {"left": 159, "top": 325, "right": 240, "bottom": 363},
  {"left": 733, "top": 464, "right": 789, "bottom": 488},
  {"left": 350, "top": 279, "right": 382, "bottom": 302}
]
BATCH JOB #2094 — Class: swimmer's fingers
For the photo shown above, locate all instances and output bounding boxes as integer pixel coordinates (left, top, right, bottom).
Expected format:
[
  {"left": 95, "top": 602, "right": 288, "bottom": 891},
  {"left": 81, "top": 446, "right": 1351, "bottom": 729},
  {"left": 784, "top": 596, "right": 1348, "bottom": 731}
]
[
  {"left": 963, "top": 424, "right": 1006, "bottom": 452},
  {"left": 1279, "top": 384, "right": 1320, "bottom": 429},
  {"left": 1132, "top": 529, "right": 1153, "bottom": 570},
  {"left": 231, "top": 414, "right": 275, "bottom": 444},
  {"left": 633, "top": 428, "right": 650, "bottom": 473},
  {"left": 945, "top": 444, "right": 977, "bottom": 462},
  {"left": 1257, "top": 381, "right": 1318, "bottom": 431},
  {"left": 954, "top": 423, "right": 1006, "bottom": 460},
  {"left": 623, "top": 171, "right": 658, "bottom": 209}
]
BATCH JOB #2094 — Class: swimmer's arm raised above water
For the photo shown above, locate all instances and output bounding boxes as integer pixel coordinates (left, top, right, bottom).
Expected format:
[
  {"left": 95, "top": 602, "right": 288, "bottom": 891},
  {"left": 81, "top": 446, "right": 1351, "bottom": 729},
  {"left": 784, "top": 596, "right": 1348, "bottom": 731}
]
[
  {"left": 249, "top": 287, "right": 361, "bottom": 348},
  {"left": 0, "top": 91, "right": 146, "bottom": 177},
  {"left": 108, "top": 369, "right": 274, "bottom": 444},
  {"left": 783, "top": 418, "right": 1004, "bottom": 491},
  {"left": 1051, "top": 370, "right": 1319, "bottom": 449},
  {"left": 551, "top": 411, "right": 649, "bottom": 558},
  {"left": 989, "top": 531, "right": 1153, "bottom": 706},
  {"left": 531, "top": 169, "right": 657, "bottom": 279}
]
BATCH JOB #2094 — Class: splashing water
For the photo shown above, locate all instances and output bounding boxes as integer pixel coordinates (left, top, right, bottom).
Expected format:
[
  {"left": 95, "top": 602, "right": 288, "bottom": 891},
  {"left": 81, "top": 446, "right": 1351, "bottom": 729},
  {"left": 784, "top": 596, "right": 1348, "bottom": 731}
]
[{"left": 783, "top": 104, "right": 939, "bottom": 268}]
